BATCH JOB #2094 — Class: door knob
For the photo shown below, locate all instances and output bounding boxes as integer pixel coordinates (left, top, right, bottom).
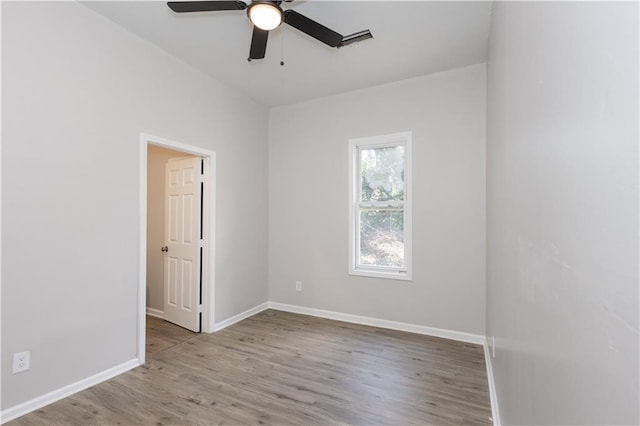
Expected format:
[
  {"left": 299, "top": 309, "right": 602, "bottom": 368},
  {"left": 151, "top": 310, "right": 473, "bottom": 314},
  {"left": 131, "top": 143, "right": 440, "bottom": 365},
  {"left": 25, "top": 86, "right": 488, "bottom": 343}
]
[{"left": 161, "top": 246, "right": 168, "bottom": 252}]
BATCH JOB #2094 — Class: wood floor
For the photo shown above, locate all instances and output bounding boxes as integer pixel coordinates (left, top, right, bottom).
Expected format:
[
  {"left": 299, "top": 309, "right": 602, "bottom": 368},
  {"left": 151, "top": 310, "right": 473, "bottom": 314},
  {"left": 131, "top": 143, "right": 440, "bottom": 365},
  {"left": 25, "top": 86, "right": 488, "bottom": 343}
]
[
  {"left": 145, "top": 315, "right": 197, "bottom": 357},
  {"left": 10, "top": 310, "right": 492, "bottom": 425}
]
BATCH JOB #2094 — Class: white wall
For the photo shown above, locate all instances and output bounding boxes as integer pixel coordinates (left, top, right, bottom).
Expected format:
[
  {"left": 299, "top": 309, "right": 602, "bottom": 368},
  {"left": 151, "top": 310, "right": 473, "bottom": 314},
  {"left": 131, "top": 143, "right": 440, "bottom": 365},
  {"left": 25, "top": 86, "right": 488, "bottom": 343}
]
[
  {"left": 486, "top": 2, "right": 639, "bottom": 424},
  {"left": 146, "top": 146, "right": 197, "bottom": 312},
  {"left": 1, "top": 2, "right": 268, "bottom": 410},
  {"left": 269, "top": 64, "right": 486, "bottom": 335}
]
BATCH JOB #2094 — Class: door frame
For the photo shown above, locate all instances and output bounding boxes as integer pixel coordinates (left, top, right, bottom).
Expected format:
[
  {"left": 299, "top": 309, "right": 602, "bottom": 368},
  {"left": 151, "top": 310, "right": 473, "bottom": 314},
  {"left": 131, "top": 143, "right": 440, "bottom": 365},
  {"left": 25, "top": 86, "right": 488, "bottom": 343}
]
[{"left": 138, "top": 133, "right": 216, "bottom": 363}]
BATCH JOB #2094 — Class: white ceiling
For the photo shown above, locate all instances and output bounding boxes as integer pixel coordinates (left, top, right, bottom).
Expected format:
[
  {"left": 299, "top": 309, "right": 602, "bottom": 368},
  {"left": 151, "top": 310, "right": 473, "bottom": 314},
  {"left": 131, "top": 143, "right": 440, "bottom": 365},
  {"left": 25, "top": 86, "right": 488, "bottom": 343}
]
[{"left": 83, "top": 1, "right": 492, "bottom": 106}]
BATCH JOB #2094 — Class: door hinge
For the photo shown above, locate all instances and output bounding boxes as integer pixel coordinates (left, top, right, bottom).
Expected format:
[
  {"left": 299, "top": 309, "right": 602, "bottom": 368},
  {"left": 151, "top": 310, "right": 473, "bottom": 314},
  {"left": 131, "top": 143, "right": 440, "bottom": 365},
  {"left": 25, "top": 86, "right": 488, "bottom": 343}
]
[
  {"left": 199, "top": 174, "right": 205, "bottom": 183},
  {"left": 197, "top": 304, "right": 203, "bottom": 313},
  {"left": 199, "top": 239, "right": 205, "bottom": 247}
]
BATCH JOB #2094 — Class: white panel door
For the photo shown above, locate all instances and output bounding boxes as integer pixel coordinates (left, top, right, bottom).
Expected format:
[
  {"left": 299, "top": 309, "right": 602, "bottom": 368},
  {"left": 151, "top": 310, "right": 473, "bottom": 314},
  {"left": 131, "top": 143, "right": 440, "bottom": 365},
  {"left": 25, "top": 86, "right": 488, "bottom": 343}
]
[{"left": 163, "top": 156, "right": 202, "bottom": 332}]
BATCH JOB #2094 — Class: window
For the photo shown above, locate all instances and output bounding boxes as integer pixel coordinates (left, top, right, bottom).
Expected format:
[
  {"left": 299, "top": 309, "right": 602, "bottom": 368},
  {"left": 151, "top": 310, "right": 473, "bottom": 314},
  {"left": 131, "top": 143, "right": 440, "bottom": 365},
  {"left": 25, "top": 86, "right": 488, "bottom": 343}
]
[{"left": 349, "top": 132, "right": 412, "bottom": 280}]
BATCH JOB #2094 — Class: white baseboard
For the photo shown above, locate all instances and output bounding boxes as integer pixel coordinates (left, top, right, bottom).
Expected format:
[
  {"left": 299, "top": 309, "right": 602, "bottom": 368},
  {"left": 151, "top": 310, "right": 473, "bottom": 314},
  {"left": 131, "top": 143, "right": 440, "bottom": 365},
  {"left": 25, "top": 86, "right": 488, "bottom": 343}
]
[
  {"left": 146, "top": 307, "right": 164, "bottom": 318},
  {"left": 0, "top": 358, "right": 140, "bottom": 424},
  {"left": 267, "top": 302, "right": 485, "bottom": 345},
  {"left": 212, "top": 302, "right": 269, "bottom": 332},
  {"left": 483, "top": 338, "right": 501, "bottom": 426}
]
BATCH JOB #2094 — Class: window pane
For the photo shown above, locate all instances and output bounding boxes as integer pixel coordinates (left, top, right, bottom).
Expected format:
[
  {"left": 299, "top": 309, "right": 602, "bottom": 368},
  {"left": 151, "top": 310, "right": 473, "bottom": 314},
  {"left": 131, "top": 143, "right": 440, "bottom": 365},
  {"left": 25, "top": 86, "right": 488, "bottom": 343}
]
[
  {"left": 361, "top": 145, "right": 405, "bottom": 202},
  {"left": 359, "top": 210, "right": 404, "bottom": 268}
]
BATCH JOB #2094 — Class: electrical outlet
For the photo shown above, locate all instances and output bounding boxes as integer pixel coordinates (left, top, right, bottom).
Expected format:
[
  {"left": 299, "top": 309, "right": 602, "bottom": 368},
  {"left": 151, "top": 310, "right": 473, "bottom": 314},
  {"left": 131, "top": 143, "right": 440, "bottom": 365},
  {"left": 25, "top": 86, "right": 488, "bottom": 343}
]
[
  {"left": 13, "top": 351, "right": 30, "bottom": 374},
  {"left": 295, "top": 281, "right": 302, "bottom": 291},
  {"left": 491, "top": 336, "right": 496, "bottom": 358}
]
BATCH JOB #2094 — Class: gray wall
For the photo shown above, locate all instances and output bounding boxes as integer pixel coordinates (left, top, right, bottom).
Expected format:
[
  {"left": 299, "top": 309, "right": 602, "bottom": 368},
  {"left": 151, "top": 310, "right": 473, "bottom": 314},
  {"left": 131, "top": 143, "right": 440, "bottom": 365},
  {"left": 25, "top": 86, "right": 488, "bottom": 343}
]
[
  {"left": 146, "top": 146, "right": 197, "bottom": 313},
  {"left": 2, "top": 2, "right": 268, "bottom": 410},
  {"left": 269, "top": 64, "right": 487, "bottom": 335},
  {"left": 486, "top": 2, "right": 639, "bottom": 424}
]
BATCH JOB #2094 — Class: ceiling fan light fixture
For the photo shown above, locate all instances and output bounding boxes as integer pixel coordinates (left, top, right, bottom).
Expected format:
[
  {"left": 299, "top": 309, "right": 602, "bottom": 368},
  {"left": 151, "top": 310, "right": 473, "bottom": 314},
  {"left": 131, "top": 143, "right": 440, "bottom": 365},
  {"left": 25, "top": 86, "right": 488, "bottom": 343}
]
[{"left": 248, "top": 2, "right": 283, "bottom": 31}]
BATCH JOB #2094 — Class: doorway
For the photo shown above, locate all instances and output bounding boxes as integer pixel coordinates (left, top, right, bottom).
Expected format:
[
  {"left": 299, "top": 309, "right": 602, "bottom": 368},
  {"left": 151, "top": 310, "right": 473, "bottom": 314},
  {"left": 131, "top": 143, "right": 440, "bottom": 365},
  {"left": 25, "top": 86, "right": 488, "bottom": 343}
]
[
  {"left": 148, "top": 147, "right": 202, "bottom": 331},
  {"left": 138, "top": 133, "right": 216, "bottom": 364}
]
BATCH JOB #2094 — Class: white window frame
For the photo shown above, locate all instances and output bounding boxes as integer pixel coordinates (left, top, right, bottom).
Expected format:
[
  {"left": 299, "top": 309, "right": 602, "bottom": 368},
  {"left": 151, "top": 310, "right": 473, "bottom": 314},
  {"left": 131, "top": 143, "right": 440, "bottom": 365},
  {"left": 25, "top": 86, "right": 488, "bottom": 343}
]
[{"left": 348, "top": 131, "right": 412, "bottom": 281}]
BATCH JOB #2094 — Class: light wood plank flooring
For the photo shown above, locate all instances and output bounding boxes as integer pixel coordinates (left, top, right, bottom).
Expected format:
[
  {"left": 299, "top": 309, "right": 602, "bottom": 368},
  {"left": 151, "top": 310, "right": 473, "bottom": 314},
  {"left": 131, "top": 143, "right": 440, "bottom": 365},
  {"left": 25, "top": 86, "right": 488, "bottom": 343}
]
[
  {"left": 10, "top": 310, "right": 492, "bottom": 425},
  {"left": 146, "top": 315, "right": 197, "bottom": 357}
]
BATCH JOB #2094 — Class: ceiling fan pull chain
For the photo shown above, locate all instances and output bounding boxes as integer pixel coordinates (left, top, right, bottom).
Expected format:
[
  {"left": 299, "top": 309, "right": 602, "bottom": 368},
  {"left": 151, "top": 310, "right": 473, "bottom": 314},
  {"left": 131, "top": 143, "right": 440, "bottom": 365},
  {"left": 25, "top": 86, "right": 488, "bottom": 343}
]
[{"left": 280, "top": 27, "right": 285, "bottom": 66}]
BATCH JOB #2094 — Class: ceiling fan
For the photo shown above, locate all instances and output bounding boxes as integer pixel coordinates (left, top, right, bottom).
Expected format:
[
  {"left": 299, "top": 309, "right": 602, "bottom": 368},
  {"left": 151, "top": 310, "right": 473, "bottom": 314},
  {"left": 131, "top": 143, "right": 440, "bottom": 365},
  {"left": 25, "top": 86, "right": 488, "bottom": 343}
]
[{"left": 167, "top": 1, "right": 373, "bottom": 61}]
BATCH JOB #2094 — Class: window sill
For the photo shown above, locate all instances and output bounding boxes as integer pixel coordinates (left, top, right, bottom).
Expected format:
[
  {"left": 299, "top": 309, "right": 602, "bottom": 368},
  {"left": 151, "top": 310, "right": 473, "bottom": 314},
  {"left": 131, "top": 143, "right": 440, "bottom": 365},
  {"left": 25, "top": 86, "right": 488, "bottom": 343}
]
[{"left": 349, "top": 268, "right": 412, "bottom": 281}]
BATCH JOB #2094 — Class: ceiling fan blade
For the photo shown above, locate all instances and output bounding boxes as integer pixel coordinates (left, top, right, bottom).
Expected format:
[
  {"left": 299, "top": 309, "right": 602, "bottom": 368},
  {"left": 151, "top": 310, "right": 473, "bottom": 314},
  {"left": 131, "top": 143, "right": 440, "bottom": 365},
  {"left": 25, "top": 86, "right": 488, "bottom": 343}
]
[
  {"left": 339, "top": 30, "right": 373, "bottom": 48},
  {"left": 249, "top": 26, "right": 269, "bottom": 60},
  {"left": 283, "top": 9, "right": 343, "bottom": 48},
  {"left": 167, "top": 1, "right": 247, "bottom": 13}
]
